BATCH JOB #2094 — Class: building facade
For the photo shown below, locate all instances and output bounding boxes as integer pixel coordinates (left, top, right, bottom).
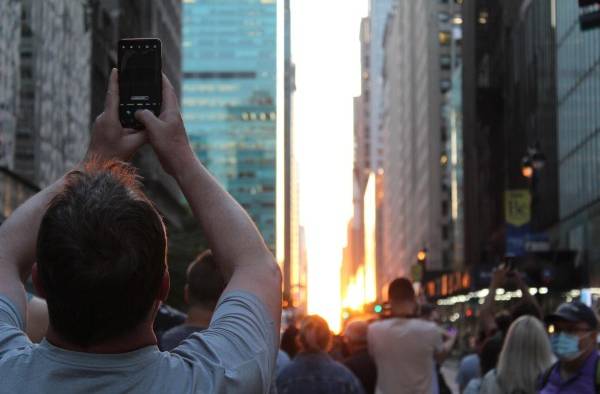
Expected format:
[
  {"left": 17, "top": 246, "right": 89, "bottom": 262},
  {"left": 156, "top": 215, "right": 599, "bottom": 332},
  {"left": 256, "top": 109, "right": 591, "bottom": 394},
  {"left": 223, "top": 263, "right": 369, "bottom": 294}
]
[
  {"left": 368, "top": 0, "right": 394, "bottom": 172},
  {"left": 89, "top": 0, "right": 119, "bottom": 126},
  {"left": 447, "top": 65, "right": 465, "bottom": 270},
  {"left": 182, "top": 0, "right": 277, "bottom": 251},
  {"left": 283, "top": 0, "right": 303, "bottom": 310},
  {"left": 15, "top": 0, "right": 91, "bottom": 187},
  {"left": 462, "top": 0, "right": 558, "bottom": 273},
  {"left": 556, "top": 1, "right": 600, "bottom": 285},
  {"left": 381, "top": 0, "right": 443, "bottom": 286},
  {"left": 0, "top": 168, "right": 38, "bottom": 224},
  {"left": 0, "top": 0, "right": 21, "bottom": 170}
]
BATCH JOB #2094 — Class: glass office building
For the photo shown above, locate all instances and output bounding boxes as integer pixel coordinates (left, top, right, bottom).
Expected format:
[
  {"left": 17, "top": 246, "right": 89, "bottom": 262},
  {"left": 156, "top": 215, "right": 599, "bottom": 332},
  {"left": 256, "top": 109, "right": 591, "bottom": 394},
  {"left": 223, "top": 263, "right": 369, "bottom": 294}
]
[
  {"left": 182, "top": 0, "right": 277, "bottom": 250},
  {"left": 556, "top": 1, "right": 600, "bottom": 282},
  {"left": 556, "top": 2, "right": 600, "bottom": 219}
]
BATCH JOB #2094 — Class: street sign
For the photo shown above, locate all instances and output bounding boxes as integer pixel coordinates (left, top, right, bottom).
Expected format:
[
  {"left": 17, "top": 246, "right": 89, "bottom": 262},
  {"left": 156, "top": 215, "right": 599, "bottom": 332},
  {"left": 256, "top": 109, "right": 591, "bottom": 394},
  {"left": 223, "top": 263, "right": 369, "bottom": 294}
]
[{"left": 505, "top": 190, "right": 532, "bottom": 257}]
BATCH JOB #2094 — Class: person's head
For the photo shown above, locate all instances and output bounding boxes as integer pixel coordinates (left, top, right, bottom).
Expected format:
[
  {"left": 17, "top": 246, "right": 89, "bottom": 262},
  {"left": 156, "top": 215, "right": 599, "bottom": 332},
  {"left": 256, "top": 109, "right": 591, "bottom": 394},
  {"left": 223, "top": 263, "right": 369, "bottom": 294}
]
[
  {"left": 479, "top": 335, "right": 503, "bottom": 375},
  {"left": 33, "top": 159, "right": 169, "bottom": 348},
  {"left": 184, "top": 250, "right": 226, "bottom": 311},
  {"left": 510, "top": 300, "right": 542, "bottom": 322},
  {"left": 420, "top": 303, "right": 440, "bottom": 323},
  {"left": 496, "top": 316, "right": 554, "bottom": 393},
  {"left": 298, "top": 315, "right": 331, "bottom": 353},
  {"left": 547, "top": 301, "right": 599, "bottom": 365},
  {"left": 281, "top": 324, "right": 300, "bottom": 358},
  {"left": 343, "top": 320, "right": 368, "bottom": 354},
  {"left": 494, "top": 310, "right": 512, "bottom": 337},
  {"left": 388, "top": 277, "right": 416, "bottom": 314}
]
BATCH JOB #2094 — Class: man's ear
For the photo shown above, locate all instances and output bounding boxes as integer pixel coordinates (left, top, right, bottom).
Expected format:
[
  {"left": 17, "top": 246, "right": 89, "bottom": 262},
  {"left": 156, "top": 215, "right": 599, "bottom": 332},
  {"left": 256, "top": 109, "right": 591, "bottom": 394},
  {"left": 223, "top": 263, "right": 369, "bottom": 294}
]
[
  {"left": 31, "top": 263, "right": 47, "bottom": 299},
  {"left": 158, "top": 268, "right": 170, "bottom": 302}
]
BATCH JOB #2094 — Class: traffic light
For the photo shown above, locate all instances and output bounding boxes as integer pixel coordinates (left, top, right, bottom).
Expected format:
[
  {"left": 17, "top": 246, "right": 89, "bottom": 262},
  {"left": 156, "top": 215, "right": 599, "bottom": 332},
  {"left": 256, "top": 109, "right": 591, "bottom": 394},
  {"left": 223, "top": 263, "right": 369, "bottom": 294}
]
[
  {"left": 579, "top": 0, "right": 600, "bottom": 31},
  {"left": 374, "top": 304, "right": 383, "bottom": 314}
]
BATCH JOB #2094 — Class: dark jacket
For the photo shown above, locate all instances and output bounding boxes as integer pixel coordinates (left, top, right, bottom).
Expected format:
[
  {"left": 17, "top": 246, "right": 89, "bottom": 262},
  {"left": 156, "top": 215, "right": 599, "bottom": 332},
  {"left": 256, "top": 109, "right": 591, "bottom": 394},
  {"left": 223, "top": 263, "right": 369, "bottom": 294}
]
[
  {"left": 343, "top": 349, "right": 377, "bottom": 394},
  {"left": 277, "top": 352, "right": 365, "bottom": 394}
]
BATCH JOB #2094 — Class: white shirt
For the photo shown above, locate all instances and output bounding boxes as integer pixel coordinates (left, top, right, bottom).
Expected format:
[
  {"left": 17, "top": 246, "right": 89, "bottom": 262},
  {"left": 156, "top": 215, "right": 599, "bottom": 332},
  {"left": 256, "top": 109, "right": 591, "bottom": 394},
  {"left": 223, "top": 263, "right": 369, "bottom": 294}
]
[{"left": 368, "top": 317, "right": 443, "bottom": 394}]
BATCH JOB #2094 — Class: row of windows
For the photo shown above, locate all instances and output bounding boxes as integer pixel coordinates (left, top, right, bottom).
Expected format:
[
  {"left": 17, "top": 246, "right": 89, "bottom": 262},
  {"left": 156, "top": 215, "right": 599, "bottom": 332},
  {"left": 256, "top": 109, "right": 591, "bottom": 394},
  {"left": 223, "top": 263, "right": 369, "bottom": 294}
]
[
  {"left": 560, "top": 131, "right": 600, "bottom": 218},
  {"left": 557, "top": 26, "right": 600, "bottom": 102},
  {"left": 557, "top": 2, "right": 600, "bottom": 219},
  {"left": 184, "top": 112, "right": 276, "bottom": 122},
  {"left": 558, "top": 66, "right": 600, "bottom": 159},
  {"left": 183, "top": 1, "right": 277, "bottom": 242}
]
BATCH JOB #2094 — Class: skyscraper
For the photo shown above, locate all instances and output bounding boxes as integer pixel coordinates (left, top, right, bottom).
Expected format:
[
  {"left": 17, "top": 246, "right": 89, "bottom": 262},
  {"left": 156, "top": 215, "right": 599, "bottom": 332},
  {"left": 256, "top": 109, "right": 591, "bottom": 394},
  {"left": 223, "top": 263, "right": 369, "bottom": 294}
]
[
  {"left": 182, "top": 0, "right": 277, "bottom": 251},
  {"left": 381, "top": 1, "right": 443, "bottom": 282},
  {"left": 282, "top": 0, "right": 303, "bottom": 310},
  {"left": 461, "top": 0, "right": 558, "bottom": 271},
  {"left": 0, "top": 0, "right": 21, "bottom": 170},
  {"left": 15, "top": 0, "right": 91, "bottom": 187},
  {"left": 368, "top": 0, "right": 393, "bottom": 172},
  {"left": 556, "top": 1, "right": 600, "bottom": 283}
]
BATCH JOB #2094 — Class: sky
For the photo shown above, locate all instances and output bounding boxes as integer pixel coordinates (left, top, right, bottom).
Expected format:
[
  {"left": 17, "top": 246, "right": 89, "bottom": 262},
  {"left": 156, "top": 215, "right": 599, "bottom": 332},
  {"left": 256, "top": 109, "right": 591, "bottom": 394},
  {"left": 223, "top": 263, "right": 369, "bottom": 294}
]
[{"left": 291, "top": 0, "right": 368, "bottom": 332}]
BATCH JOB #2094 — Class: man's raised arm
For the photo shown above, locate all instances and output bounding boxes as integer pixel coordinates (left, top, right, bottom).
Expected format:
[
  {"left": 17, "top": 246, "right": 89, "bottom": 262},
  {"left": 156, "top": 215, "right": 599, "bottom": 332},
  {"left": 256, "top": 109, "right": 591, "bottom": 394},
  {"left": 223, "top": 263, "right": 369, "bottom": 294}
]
[
  {"left": 136, "top": 76, "right": 282, "bottom": 331},
  {"left": 0, "top": 68, "right": 146, "bottom": 320}
]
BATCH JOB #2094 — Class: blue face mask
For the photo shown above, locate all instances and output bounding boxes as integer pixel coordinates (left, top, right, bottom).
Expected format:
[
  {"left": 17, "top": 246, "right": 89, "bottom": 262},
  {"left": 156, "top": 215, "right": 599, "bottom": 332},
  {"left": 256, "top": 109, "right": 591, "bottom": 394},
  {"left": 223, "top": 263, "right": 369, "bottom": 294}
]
[{"left": 551, "top": 333, "right": 582, "bottom": 361}]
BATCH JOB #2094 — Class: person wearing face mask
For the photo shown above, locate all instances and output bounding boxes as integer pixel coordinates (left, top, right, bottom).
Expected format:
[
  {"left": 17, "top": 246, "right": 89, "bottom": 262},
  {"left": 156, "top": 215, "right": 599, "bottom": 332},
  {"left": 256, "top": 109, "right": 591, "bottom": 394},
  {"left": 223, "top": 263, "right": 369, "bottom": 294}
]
[{"left": 538, "top": 301, "right": 600, "bottom": 393}]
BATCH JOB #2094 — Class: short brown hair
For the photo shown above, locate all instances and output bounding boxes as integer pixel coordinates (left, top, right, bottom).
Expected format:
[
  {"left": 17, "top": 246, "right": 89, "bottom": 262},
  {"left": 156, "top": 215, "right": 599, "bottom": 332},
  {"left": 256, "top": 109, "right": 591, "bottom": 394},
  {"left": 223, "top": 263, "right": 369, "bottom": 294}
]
[
  {"left": 36, "top": 159, "right": 167, "bottom": 347},
  {"left": 186, "top": 250, "right": 226, "bottom": 310},
  {"left": 299, "top": 315, "right": 331, "bottom": 352},
  {"left": 388, "top": 277, "right": 416, "bottom": 303}
]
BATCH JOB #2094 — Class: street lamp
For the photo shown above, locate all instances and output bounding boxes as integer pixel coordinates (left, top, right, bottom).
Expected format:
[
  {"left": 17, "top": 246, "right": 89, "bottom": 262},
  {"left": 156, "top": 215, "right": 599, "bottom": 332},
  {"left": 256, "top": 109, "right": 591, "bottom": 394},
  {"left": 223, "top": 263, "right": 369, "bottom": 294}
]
[
  {"left": 520, "top": 143, "right": 546, "bottom": 232},
  {"left": 521, "top": 143, "right": 546, "bottom": 179},
  {"left": 417, "top": 248, "right": 428, "bottom": 264},
  {"left": 530, "top": 148, "right": 546, "bottom": 171},
  {"left": 521, "top": 156, "right": 534, "bottom": 179}
]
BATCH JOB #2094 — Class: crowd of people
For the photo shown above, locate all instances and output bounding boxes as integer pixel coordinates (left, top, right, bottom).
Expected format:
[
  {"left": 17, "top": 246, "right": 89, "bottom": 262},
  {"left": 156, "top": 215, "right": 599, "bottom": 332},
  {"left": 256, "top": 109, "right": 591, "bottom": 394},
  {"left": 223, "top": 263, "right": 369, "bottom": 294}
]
[{"left": 0, "top": 69, "right": 599, "bottom": 394}]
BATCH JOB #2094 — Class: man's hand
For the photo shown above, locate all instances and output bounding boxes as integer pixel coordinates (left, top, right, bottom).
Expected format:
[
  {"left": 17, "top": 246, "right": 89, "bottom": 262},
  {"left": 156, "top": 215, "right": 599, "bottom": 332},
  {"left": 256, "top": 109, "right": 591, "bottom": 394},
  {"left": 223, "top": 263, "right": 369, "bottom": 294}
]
[
  {"left": 136, "top": 74, "right": 281, "bottom": 333},
  {"left": 135, "top": 74, "right": 195, "bottom": 177},
  {"left": 490, "top": 264, "right": 509, "bottom": 289},
  {"left": 87, "top": 68, "right": 147, "bottom": 161}
]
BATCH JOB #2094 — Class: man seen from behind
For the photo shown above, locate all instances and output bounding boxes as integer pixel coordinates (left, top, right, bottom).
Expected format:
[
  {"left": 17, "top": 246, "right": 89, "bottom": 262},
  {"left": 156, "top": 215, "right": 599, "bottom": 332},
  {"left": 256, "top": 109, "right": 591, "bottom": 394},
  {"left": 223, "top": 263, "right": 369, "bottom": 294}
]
[
  {"left": 367, "top": 278, "right": 455, "bottom": 394},
  {"left": 0, "top": 70, "right": 281, "bottom": 393},
  {"left": 159, "top": 250, "right": 226, "bottom": 351}
]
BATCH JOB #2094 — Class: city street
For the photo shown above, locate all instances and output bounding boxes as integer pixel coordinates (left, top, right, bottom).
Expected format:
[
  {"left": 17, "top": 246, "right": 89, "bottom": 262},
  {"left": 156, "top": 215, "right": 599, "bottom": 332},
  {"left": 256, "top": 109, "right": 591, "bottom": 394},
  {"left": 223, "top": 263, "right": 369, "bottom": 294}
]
[{"left": 1, "top": 0, "right": 600, "bottom": 393}]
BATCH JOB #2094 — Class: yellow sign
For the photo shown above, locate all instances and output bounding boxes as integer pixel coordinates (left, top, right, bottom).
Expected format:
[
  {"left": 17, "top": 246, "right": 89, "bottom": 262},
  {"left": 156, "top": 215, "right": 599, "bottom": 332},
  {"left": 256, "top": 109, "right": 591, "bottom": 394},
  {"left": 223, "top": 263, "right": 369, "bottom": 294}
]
[{"left": 505, "top": 190, "right": 531, "bottom": 226}]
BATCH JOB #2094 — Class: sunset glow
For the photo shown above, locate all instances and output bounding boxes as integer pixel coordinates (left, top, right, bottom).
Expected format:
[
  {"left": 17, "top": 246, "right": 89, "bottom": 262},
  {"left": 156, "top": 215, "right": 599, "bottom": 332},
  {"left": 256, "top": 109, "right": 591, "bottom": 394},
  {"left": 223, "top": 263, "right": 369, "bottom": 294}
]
[{"left": 292, "top": 0, "right": 368, "bottom": 332}]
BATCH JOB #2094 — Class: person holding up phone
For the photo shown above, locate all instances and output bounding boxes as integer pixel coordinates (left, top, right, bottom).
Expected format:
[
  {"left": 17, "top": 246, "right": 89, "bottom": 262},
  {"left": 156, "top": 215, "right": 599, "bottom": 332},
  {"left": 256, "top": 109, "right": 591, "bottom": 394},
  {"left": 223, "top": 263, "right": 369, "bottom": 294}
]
[
  {"left": 0, "top": 65, "right": 281, "bottom": 393},
  {"left": 479, "top": 263, "right": 543, "bottom": 340}
]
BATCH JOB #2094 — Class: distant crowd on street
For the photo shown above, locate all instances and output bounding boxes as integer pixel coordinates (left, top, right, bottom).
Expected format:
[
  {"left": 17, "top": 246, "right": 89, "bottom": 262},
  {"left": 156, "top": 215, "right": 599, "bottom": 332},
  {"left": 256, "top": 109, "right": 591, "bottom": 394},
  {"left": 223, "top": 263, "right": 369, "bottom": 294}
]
[{"left": 0, "top": 70, "right": 599, "bottom": 394}]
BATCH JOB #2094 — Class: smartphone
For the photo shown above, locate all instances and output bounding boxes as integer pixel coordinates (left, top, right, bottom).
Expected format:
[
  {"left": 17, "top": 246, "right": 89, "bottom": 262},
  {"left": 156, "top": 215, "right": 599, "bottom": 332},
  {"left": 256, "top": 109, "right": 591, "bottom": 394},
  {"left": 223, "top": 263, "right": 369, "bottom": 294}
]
[{"left": 118, "top": 38, "right": 162, "bottom": 129}]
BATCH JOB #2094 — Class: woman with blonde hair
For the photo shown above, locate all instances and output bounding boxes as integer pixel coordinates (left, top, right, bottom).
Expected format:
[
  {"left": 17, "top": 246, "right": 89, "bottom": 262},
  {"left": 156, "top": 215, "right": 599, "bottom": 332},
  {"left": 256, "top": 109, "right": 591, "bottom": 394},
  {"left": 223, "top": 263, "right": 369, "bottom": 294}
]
[
  {"left": 276, "top": 315, "right": 365, "bottom": 394},
  {"left": 480, "top": 315, "right": 555, "bottom": 394}
]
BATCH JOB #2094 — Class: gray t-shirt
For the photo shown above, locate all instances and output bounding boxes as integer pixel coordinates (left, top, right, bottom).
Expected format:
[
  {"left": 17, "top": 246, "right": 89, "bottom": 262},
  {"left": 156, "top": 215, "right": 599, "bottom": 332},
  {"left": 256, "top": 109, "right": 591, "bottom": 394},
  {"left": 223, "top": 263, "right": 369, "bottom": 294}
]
[
  {"left": 159, "top": 324, "right": 207, "bottom": 351},
  {"left": 0, "top": 291, "right": 277, "bottom": 393}
]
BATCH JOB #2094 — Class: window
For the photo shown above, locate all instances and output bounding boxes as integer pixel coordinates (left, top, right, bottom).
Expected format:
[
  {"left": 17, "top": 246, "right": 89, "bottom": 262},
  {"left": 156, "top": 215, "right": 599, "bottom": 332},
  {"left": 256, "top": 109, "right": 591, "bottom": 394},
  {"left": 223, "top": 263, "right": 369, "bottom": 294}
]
[
  {"left": 438, "top": 12, "right": 450, "bottom": 24},
  {"left": 440, "top": 79, "right": 451, "bottom": 92},
  {"left": 440, "top": 54, "right": 451, "bottom": 70},
  {"left": 442, "top": 201, "right": 449, "bottom": 217},
  {"left": 439, "top": 31, "right": 451, "bottom": 46}
]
